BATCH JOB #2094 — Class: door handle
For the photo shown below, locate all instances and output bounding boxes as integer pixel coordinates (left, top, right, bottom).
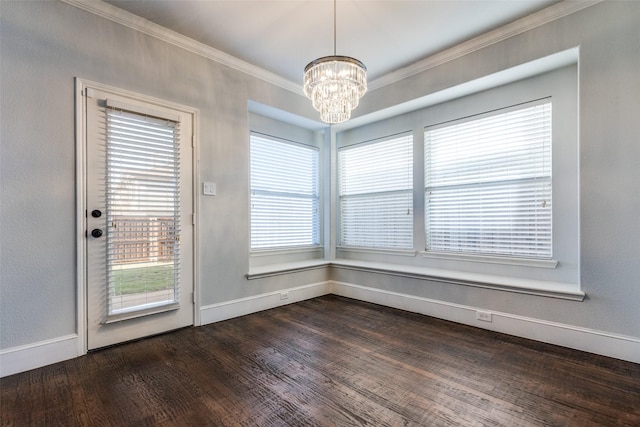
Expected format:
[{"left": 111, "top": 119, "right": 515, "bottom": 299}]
[{"left": 91, "top": 229, "right": 103, "bottom": 238}]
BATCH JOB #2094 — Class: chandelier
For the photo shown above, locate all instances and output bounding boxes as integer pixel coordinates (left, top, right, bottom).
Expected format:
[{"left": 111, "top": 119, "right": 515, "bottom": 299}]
[{"left": 303, "top": 0, "right": 367, "bottom": 124}]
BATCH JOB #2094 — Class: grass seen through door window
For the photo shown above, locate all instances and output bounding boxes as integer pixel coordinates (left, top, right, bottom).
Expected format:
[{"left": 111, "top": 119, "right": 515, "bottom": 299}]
[{"left": 111, "top": 263, "right": 175, "bottom": 295}]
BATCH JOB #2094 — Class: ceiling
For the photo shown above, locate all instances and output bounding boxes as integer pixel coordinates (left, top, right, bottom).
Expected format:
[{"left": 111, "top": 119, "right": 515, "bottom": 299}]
[{"left": 104, "top": 0, "right": 560, "bottom": 86}]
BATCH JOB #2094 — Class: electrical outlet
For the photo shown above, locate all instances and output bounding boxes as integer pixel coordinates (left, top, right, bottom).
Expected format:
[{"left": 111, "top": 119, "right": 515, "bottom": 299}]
[
  {"left": 476, "top": 310, "right": 492, "bottom": 322},
  {"left": 280, "top": 291, "right": 289, "bottom": 300}
]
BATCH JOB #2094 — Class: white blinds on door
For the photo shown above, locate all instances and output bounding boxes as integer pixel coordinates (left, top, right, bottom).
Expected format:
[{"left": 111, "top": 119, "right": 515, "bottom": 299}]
[
  {"left": 105, "top": 105, "right": 181, "bottom": 318},
  {"left": 425, "top": 101, "right": 552, "bottom": 258},
  {"left": 338, "top": 134, "right": 413, "bottom": 249}
]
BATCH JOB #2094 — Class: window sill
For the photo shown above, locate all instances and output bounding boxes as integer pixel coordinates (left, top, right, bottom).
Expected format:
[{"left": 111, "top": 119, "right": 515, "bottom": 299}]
[
  {"left": 246, "top": 259, "right": 583, "bottom": 301},
  {"left": 331, "top": 259, "right": 584, "bottom": 301},
  {"left": 246, "top": 260, "right": 330, "bottom": 280}
]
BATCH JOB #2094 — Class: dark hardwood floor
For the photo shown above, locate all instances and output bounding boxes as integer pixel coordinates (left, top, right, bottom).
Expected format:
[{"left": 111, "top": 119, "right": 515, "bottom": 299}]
[{"left": 2, "top": 295, "right": 639, "bottom": 426}]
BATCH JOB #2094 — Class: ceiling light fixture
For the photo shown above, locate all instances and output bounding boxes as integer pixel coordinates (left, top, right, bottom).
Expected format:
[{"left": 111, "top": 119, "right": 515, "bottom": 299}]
[{"left": 303, "top": 0, "right": 367, "bottom": 124}]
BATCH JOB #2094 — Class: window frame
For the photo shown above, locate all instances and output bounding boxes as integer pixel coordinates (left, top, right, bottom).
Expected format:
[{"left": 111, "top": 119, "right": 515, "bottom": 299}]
[
  {"left": 335, "top": 64, "right": 579, "bottom": 292},
  {"left": 250, "top": 132, "right": 320, "bottom": 250},
  {"left": 248, "top": 112, "right": 325, "bottom": 268},
  {"left": 337, "top": 132, "right": 414, "bottom": 251},
  {"left": 424, "top": 99, "right": 553, "bottom": 260}
]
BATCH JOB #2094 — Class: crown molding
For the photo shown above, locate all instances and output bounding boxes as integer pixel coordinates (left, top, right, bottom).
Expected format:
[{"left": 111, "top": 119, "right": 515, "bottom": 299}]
[
  {"left": 61, "top": 0, "right": 601, "bottom": 94},
  {"left": 367, "top": 0, "right": 603, "bottom": 91},
  {"left": 59, "top": 0, "right": 303, "bottom": 94}
]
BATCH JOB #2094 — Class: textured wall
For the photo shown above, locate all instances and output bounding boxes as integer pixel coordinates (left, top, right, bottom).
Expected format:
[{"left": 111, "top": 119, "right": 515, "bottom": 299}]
[
  {"left": 338, "top": 1, "right": 640, "bottom": 338},
  {"left": 0, "top": 0, "right": 327, "bottom": 349},
  {"left": 1, "top": 0, "right": 639, "bottom": 352}
]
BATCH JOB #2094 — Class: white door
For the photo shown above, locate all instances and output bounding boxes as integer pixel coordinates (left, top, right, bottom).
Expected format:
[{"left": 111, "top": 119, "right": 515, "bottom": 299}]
[{"left": 83, "top": 85, "right": 194, "bottom": 350}]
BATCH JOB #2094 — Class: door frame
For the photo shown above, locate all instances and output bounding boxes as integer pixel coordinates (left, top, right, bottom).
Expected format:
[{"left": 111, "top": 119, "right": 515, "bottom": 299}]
[{"left": 75, "top": 78, "right": 201, "bottom": 355}]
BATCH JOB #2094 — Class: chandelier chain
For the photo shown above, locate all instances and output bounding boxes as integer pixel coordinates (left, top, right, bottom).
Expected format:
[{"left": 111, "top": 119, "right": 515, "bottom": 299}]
[{"left": 333, "top": 0, "right": 337, "bottom": 55}]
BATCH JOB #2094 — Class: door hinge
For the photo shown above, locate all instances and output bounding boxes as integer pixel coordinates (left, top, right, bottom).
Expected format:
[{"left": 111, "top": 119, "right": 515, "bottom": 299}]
[
  {"left": 191, "top": 292, "right": 195, "bottom": 304},
  {"left": 192, "top": 213, "right": 196, "bottom": 225},
  {"left": 192, "top": 135, "right": 195, "bottom": 147}
]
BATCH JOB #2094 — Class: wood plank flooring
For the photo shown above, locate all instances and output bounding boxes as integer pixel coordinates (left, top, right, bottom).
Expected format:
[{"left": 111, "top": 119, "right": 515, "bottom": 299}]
[{"left": 2, "top": 295, "right": 639, "bottom": 426}]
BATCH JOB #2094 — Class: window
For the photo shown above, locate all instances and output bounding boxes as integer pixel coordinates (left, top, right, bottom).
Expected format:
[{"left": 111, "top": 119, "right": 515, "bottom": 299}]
[
  {"left": 338, "top": 134, "right": 413, "bottom": 249},
  {"left": 105, "top": 103, "right": 182, "bottom": 316},
  {"left": 425, "top": 100, "right": 552, "bottom": 258},
  {"left": 333, "top": 63, "right": 579, "bottom": 294},
  {"left": 250, "top": 133, "right": 320, "bottom": 250}
]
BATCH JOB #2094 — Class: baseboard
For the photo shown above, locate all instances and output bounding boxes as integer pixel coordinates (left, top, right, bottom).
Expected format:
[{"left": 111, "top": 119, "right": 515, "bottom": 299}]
[
  {"left": 0, "top": 334, "right": 80, "bottom": 378},
  {"left": 200, "top": 281, "right": 331, "bottom": 325},
  {"left": 330, "top": 281, "right": 640, "bottom": 364},
  {"left": 4, "top": 279, "right": 637, "bottom": 377}
]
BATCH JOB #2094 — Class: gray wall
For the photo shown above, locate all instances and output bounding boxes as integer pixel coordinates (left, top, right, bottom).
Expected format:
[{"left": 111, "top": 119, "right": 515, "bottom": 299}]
[
  {"left": 0, "top": 0, "right": 328, "bottom": 349},
  {"left": 335, "top": 0, "right": 640, "bottom": 338},
  {"left": 1, "top": 0, "right": 639, "bottom": 353}
]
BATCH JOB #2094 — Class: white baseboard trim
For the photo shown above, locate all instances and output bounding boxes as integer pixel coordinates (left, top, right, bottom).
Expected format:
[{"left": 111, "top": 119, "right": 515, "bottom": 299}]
[
  {"left": 200, "top": 281, "right": 331, "bottom": 325},
  {"left": 4, "top": 280, "right": 637, "bottom": 377},
  {"left": 0, "top": 334, "right": 80, "bottom": 378},
  {"left": 331, "top": 281, "right": 640, "bottom": 364}
]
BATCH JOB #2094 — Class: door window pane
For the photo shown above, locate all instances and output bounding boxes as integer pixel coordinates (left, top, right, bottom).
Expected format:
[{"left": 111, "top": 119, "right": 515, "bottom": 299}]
[{"left": 106, "top": 108, "right": 181, "bottom": 316}]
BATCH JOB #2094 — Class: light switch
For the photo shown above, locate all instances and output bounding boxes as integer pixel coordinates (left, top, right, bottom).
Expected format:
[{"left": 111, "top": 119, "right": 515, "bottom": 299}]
[{"left": 203, "top": 182, "right": 216, "bottom": 196}]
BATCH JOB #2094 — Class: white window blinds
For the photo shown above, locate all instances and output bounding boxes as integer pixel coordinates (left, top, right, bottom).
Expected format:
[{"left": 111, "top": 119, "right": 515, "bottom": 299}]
[
  {"left": 250, "top": 133, "right": 320, "bottom": 249},
  {"left": 425, "top": 100, "right": 552, "bottom": 258},
  {"left": 339, "top": 134, "right": 413, "bottom": 249},
  {"left": 106, "top": 106, "right": 181, "bottom": 317}
]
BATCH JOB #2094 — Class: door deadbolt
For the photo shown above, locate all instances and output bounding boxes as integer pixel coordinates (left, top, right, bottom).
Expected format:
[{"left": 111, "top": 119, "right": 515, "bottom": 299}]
[{"left": 91, "top": 229, "right": 103, "bottom": 238}]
